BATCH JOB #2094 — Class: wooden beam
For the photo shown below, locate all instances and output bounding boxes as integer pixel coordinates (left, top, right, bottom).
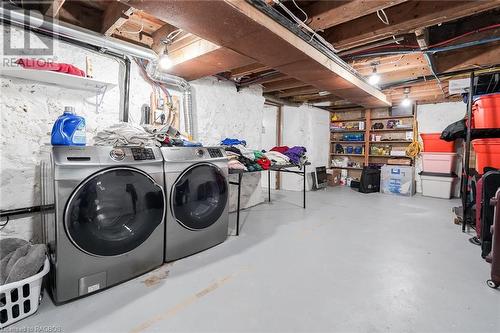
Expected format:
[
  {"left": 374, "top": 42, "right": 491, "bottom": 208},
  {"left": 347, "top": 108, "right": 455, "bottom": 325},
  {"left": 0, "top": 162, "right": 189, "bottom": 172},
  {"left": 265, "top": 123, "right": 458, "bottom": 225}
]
[
  {"left": 263, "top": 78, "right": 309, "bottom": 93},
  {"left": 101, "top": 1, "right": 136, "bottom": 36},
  {"left": 230, "top": 63, "right": 270, "bottom": 78},
  {"left": 434, "top": 42, "right": 500, "bottom": 73},
  {"left": 276, "top": 86, "right": 319, "bottom": 98},
  {"left": 307, "top": 0, "right": 408, "bottom": 31},
  {"left": 326, "top": 0, "right": 500, "bottom": 51},
  {"left": 129, "top": 0, "right": 391, "bottom": 107},
  {"left": 44, "top": 0, "right": 65, "bottom": 18}
]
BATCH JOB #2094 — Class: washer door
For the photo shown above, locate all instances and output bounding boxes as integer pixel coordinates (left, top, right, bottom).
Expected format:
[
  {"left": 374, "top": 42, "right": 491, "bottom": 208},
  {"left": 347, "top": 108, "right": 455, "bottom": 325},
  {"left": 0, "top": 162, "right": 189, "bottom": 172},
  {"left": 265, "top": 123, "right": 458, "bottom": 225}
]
[
  {"left": 65, "top": 167, "right": 165, "bottom": 256},
  {"left": 171, "top": 163, "right": 228, "bottom": 230}
]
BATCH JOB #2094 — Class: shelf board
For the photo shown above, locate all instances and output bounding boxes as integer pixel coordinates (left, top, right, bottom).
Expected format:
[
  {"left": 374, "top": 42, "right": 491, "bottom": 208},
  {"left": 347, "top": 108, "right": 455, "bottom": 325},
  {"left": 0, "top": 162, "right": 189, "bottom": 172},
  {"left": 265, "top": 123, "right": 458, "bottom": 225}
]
[
  {"left": 0, "top": 68, "right": 116, "bottom": 92},
  {"left": 331, "top": 141, "right": 366, "bottom": 144},
  {"left": 330, "top": 166, "right": 363, "bottom": 170},
  {"left": 369, "top": 155, "right": 411, "bottom": 158},
  {"left": 331, "top": 129, "right": 366, "bottom": 133},
  {"left": 330, "top": 153, "right": 365, "bottom": 157},
  {"left": 370, "top": 115, "right": 414, "bottom": 121},
  {"left": 370, "top": 128, "right": 412, "bottom": 132},
  {"left": 369, "top": 141, "right": 412, "bottom": 144},
  {"left": 331, "top": 118, "right": 365, "bottom": 123}
]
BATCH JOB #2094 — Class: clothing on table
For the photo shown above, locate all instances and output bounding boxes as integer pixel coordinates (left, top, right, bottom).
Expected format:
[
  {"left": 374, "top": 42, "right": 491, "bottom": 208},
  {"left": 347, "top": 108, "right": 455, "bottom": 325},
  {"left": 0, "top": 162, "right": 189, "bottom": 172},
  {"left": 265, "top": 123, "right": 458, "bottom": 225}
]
[
  {"left": 256, "top": 157, "right": 271, "bottom": 170},
  {"left": 264, "top": 151, "right": 290, "bottom": 166},
  {"left": 253, "top": 150, "right": 265, "bottom": 160},
  {"left": 270, "top": 146, "right": 289, "bottom": 154},
  {"left": 16, "top": 58, "right": 86, "bottom": 77},
  {"left": 284, "top": 146, "right": 307, "bottom": 165},
  {"left": 235, "top": 144, "right": 254, "bottom": 160},
  {"left": 228, "top": 159, "right": 247, "bottom": 171},
  {"left": 221, "top": 138, "right": 247, "bottom": 146}
]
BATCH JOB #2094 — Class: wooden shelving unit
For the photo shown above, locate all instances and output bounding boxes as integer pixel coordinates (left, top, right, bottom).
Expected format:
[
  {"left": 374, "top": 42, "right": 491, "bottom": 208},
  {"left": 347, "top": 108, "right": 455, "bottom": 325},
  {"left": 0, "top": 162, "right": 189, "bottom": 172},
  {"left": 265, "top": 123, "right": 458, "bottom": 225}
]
[{"left": 328, "top": 108, "right": 415, "bottom": 177}]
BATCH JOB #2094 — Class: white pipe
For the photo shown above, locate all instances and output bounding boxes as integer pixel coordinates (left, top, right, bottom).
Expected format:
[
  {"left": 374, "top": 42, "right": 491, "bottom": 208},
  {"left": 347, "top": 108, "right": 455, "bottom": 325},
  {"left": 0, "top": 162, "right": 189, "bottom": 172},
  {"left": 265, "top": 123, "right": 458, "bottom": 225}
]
[{"left": 0, "top": 6, "right": 195, "bottom": 137}]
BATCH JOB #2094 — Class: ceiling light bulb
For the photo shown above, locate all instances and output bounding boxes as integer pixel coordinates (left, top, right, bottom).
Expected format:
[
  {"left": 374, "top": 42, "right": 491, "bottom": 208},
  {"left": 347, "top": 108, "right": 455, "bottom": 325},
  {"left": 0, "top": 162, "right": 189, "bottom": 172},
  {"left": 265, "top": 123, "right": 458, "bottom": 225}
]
[
  {"left": 368, "top": 72, "right": 380, "bottom": 85},
  {"left": 158, "top": 54, "right": 172, "bottom": 70},
  {"left": 401, "top": 97, "right": 412, "bottom": 107}
]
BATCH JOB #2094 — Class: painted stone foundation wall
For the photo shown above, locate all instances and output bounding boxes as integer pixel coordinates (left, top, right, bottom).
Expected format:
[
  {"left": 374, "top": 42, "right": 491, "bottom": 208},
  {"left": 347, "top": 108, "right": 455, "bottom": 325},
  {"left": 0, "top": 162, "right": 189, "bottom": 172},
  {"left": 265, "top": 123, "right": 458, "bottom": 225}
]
[{"left": 0, "top": 25, "right": 265, "bottom": 241}]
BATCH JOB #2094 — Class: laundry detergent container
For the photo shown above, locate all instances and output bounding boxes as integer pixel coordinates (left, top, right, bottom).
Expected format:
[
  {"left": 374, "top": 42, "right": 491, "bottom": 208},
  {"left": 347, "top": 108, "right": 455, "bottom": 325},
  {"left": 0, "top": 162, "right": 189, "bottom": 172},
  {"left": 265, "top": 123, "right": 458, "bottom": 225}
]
[
  {"left": 421, "top": 152, "right": 457, "bottom": 173},
  {"left": 472, "top": 139, "right": 500, "bottom": 173},
  {"left": 420, "top": 172, "right": 457, "bottom": 199},
  {"left": 420, "top": 133, "right": 454, "bottom": 152},
  {"left": 472, "top": 94, "right": 500, "bottom": 129}
]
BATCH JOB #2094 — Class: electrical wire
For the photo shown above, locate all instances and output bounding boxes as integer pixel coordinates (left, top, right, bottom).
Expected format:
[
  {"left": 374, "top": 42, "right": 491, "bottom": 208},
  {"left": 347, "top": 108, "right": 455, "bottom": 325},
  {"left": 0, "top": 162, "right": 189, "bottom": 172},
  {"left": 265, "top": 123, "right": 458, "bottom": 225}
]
[
  {"left": 0, "top": 216, "right": 9, "bottom": 230},
  {"left": 291, "top": 0, "right": 308, "bottom": 22},
  {"left": 376, "top": 9, "right": 390, "bottom": 25}
]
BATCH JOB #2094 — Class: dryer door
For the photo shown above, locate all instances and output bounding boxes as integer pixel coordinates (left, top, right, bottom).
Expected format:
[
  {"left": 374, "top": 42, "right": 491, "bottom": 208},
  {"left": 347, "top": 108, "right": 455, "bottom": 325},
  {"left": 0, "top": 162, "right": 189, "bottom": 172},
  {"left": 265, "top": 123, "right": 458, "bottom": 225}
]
[
  {"left": 171, "top": 163, "right": 228, "bottom": 230},
  {"left": 65, "top": 167, "right": 165, "bottom": 256}
]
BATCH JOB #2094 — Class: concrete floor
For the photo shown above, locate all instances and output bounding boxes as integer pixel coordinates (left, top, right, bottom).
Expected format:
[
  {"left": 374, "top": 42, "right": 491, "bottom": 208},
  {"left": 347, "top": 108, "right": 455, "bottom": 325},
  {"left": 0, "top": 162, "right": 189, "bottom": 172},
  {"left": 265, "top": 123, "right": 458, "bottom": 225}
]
[{"left": 11, "top": 187, "right": 500, "bottom": 332}]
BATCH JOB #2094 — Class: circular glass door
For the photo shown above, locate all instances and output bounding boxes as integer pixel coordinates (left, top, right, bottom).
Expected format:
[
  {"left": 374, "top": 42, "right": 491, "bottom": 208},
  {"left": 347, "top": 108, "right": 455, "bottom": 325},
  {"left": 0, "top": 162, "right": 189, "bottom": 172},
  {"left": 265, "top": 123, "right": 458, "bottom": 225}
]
[
  {"left": 171, "top": 163, "right": 228, "bottom": 230},
  {"left": 65, "top": 167, "right": 165, "bottom": 256}
]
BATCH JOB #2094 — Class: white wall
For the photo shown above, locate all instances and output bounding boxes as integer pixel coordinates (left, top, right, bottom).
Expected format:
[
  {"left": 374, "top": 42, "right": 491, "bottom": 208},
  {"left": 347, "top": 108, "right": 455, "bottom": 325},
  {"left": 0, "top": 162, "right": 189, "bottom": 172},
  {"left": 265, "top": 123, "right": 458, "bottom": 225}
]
[
  {"left": 0, "top": 25, "right": 265, "bottom": 241},
  {"left": 281, "top": 104, "right": 330, "bottom": 191},
  {"left": 416, "top": 101, "right": 466, "bottom": 196}
]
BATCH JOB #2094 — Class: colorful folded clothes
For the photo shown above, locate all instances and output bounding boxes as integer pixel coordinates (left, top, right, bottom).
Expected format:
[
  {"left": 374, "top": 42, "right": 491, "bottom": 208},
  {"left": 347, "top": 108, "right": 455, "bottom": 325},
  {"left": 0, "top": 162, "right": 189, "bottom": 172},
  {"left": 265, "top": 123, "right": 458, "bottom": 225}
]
[
  {"left": 283, "top": 146, "right": 307, "bottom": 165},
  {"left": 264, "top": 151, "right": 290, "bottom": 166},
  {"left": 221, "top": 138, "right": 247, "bottom": 146},
  {"left": 228, "top": 159, "right": 247, "bottom": 171},
  {"left": 271, "top": 146, "right": 289, "bottom": 154},
  {"left": 256, "top": 157, "right": 271, "bottom": 170}
]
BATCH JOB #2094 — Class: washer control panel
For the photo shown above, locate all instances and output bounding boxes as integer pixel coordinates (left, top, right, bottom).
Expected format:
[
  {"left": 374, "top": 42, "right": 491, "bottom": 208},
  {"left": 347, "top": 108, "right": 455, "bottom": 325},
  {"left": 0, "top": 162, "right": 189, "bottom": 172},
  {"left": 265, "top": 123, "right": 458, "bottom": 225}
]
[
  {"left": 109, "top": 148, "right": 126, "bottom": 161},
  {"left": 207, "top": 148, "right": 224, "bottom": 158},
  {"left": 131, "top": 147, "right": 156, "bottom": 160}
]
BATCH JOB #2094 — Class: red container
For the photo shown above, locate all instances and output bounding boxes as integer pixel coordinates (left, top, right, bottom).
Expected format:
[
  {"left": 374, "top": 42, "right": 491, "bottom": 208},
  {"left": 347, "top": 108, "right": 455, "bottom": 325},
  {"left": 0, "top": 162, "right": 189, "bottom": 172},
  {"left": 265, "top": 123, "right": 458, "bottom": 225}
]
[
  {"left": 420, "top": 133, "right": 455, "bottom": 152},
  {"left": 472, "top": 94, "right": 500, "bottom": 129},
  {"left": 472, "top": 139, "right": 500, "bottom": 173}
]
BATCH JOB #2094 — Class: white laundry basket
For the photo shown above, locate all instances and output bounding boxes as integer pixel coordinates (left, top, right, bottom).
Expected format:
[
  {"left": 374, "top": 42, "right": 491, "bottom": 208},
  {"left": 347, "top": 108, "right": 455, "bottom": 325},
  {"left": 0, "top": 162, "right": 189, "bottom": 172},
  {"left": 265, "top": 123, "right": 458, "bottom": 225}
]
[{"left": 0, "top": 257, "right": 50, "bottom": 328}]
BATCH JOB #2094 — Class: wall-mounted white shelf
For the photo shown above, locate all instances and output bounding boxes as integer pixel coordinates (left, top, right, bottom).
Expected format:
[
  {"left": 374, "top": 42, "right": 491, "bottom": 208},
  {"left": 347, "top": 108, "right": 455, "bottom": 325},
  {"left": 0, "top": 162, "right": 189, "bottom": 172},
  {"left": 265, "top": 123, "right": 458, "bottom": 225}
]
[{"left": 0, "top": 68, "right": 116, "bottom": 92}]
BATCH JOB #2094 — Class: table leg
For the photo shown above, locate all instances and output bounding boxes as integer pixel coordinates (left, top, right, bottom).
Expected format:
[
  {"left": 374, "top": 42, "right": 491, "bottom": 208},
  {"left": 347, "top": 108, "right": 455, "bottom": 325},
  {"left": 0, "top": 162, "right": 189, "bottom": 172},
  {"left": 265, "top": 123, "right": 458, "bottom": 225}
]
[
  {"left": 268, "top": 169, "right": 271, "bottom": 203},
  {"left": 303, "top": 164, "right": 306, "bottom": 209},
  {"left": 236, "top": 173, "right": 242, "bottom": 236}
]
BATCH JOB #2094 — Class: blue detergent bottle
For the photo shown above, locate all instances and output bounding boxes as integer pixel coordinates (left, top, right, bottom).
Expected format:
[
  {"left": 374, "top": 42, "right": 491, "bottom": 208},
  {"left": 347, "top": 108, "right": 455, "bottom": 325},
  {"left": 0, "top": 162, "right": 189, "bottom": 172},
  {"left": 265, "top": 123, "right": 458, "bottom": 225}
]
[{"left": 51, "top": 106, "right": 86, "bottom": 146}]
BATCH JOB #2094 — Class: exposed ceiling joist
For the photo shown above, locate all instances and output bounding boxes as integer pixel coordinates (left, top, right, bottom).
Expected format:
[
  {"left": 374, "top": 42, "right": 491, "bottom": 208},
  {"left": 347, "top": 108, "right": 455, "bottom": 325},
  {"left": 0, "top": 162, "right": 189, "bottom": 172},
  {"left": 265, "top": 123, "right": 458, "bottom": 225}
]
[
  {"left": 276, "top": 86, "right": 319, "bottom": 98},
  {"left": 307, "top": 0, "right": 408, "bottom": 31},
  {"left": 326, "top": 0, "right": 500, "bottom": 51},
  {"left": 263, "top": 78, "right": 309, "bottom": 93},
  {"left": 150, "top": 23, "right": 178, "bottom": 54},
  {"left": 101, "top": 1, "right": 136, "bottom": 36},
  {"left": 434, "top": 42, "right": 500, "bottom": 73},
  {"left": 230, "top": 63, "right": 270, "bottom": 78},
  {"left": 129, "top": 0, "right": 391, "bottom": 107}
]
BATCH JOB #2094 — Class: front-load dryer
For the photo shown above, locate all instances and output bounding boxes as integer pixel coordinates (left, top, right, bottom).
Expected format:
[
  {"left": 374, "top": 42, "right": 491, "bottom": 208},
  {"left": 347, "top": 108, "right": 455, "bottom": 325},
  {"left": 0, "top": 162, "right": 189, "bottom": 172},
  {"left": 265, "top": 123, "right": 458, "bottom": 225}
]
[
  {"left": 41, "top": 146, "right": 165, "bottom": 304},
  {"left": 161, "top": 147, "right": 229, "bottom": 261}
]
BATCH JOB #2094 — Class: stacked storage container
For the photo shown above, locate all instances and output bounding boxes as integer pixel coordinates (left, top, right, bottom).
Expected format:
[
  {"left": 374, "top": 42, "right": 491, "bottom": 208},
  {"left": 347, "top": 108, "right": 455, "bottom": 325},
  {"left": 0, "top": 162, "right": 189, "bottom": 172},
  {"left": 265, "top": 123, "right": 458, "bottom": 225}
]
[
  {"left": 420, "top": 133, "right": 457, "bottom": 199},
  {"left": 472, "top": 94, "right": 500, "bottom": 174}
]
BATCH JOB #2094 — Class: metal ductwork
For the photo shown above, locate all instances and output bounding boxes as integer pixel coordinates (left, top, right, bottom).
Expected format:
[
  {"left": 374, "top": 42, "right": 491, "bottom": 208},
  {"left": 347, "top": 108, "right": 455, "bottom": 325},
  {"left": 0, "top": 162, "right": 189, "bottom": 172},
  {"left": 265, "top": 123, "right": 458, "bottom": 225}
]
[{"left": 0, "top": 6, "right": 194, "bottom": 138}]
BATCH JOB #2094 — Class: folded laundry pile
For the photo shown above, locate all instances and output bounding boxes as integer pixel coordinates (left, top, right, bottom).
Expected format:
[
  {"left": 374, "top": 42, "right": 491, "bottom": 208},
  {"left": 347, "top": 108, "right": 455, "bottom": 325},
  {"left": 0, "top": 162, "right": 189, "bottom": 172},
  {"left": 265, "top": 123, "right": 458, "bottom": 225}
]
[
  {"left": 0, "top": 238, "right": 47, "bottom": 285},
  {"left": 222, "top": 138, "right": 307, "bottom": 172}
]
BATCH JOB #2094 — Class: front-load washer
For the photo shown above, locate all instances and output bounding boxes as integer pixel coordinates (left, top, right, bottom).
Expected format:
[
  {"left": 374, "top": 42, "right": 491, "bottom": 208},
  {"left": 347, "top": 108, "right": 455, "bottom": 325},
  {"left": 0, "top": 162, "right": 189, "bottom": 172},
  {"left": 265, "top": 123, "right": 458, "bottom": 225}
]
[
  {"left": 41, "top": 146, "right": 165, "bottom": 304},
  {"left": 161, "top": 147, "right": 229, "bottom": 261}
]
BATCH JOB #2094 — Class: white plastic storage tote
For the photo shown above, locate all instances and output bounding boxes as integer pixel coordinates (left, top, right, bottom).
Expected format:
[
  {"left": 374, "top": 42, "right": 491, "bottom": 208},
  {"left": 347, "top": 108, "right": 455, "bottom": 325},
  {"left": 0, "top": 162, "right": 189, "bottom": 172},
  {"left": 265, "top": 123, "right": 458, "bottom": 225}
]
[
  {"left": 0, "top": 258, "right": 50, "bottom": 328},
  {"left": 421, "top": 152, "right": 457, "bottom": 173},
  {"left": 381, "top": 165, "right": 415, "bottom": 196},
  {"left": 420, "top": 172, "right": 457, "bottom": 199}
]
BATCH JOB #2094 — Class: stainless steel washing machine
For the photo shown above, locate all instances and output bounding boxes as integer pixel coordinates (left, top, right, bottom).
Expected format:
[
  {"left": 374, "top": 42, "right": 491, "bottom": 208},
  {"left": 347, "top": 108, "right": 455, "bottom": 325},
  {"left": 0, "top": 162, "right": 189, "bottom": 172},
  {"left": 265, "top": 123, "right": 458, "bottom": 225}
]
[
  {"left": 161, "top": 147, "right": 229, "bottom": 262},
  {"left": 41, "top": 146, "right": 165, "bottom": 304}
]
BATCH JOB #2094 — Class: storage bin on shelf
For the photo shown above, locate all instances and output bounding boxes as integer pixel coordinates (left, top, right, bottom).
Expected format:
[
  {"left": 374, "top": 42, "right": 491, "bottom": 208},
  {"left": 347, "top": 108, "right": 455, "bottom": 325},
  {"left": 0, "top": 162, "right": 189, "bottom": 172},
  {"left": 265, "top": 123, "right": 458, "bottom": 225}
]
[
  {"left": 420, "top": 152, "right": 457, "bottom": 173},
  {"left": 420, "top": 172, "right": 457, "bottom": 199},
  {"left": 472, "top": 139, "right": 500, "bottom": 174},
  {"left": 472, "top": 93, "right": 500, "bottom": 129},
  {"left": 420, "top": 133, "right": 455, "bottom": 152},
  {"left": 0, "top": 258, "right": 50, "bottom": 328}
]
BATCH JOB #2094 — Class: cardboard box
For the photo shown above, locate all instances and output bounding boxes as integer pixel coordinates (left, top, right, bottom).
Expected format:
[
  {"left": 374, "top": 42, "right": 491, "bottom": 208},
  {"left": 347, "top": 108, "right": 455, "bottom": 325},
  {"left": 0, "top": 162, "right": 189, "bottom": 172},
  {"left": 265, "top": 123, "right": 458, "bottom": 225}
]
[
  {"left": 381, "top": 165, "right": 415, "bottom": 196},
  {"left": 328, "top": 170, "right": 342, "bottom": 186}
]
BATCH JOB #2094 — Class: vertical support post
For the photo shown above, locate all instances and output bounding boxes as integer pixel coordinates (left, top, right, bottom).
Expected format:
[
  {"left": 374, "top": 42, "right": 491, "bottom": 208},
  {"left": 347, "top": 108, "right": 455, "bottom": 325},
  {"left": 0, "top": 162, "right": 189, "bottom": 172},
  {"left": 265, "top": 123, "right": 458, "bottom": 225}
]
[
  {"left": 462, "top": 72, "right": 474, "bottom": 232},
  {"left": 268, "top": 169, "right": 271, "bottom": 202},
  {"left": 236, "top": 173, "right": 242, "bottom": 236},
  {"left": 364, "top": 109, "right": 371, "bottom": 167},
  {"left": 303, "top": 164, "right": 306, "bottom": 209}
]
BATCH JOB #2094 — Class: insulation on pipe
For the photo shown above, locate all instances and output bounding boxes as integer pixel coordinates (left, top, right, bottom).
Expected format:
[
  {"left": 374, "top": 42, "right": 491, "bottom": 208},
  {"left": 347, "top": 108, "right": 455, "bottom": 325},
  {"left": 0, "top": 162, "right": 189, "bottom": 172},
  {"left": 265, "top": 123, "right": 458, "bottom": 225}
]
[{"left": 0, "top": 6, "right": 195, "bottom": 138}]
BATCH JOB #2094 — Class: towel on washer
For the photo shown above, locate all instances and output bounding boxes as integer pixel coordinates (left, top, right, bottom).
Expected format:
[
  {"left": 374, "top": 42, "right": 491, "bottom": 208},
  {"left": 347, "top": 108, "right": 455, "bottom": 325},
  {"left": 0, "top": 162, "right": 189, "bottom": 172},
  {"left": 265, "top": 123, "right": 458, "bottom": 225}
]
[
  {"left": 0, "top": 238, "right": 46, "bottom": 285},
  {"left": 94, "top": 122, "right": 166, "bottom": 147}
]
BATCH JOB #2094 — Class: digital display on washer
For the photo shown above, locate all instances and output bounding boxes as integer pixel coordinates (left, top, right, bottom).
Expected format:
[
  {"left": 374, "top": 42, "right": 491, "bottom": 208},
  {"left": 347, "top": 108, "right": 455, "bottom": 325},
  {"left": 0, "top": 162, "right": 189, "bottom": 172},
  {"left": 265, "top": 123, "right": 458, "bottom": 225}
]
[
  {"left": 207, "top": 148, "right": 223, "bottom": 158},
  {"left": 131, "top": 148, "right": 155, "bottom": 160}
]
